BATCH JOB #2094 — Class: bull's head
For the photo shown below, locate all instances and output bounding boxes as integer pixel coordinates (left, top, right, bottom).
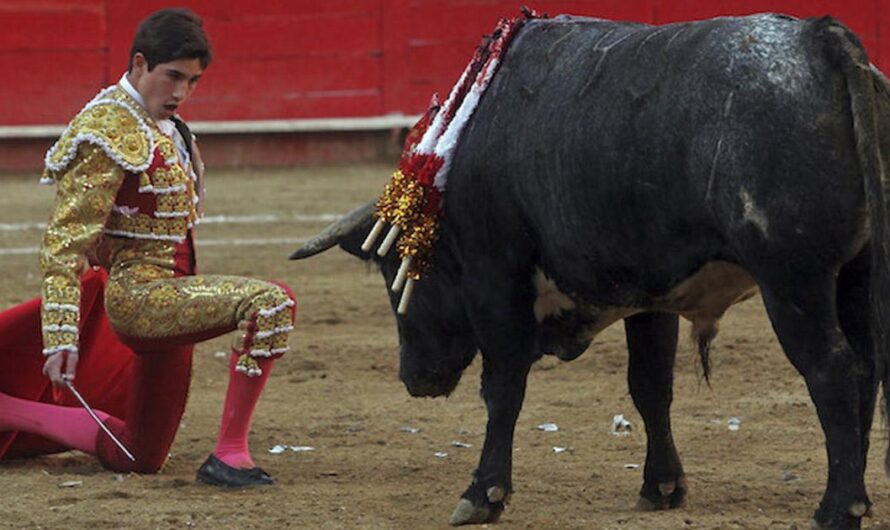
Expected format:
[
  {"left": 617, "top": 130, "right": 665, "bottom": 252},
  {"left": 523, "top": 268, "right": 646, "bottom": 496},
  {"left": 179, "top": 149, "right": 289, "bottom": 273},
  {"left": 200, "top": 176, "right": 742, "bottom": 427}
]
[{"left": 290, "top": 202, "right": 478, "bottom": 397}]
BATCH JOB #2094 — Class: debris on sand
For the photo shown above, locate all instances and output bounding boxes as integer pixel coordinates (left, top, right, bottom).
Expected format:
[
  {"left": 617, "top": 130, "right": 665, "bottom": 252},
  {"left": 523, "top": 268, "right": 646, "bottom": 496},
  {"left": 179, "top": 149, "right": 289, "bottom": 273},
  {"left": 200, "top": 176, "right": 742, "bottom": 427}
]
[
  {"left": 728, "top": 416, "right": 741, "bottom": 432},
  {"left": 269, "top": 444, "right": 315, "bottom": 454},
  {"left": 537, "top": 423, "right": 559, "bottom": 432},
  {"left": 610, "top": 414, "right": 633, "bottom": 436}
]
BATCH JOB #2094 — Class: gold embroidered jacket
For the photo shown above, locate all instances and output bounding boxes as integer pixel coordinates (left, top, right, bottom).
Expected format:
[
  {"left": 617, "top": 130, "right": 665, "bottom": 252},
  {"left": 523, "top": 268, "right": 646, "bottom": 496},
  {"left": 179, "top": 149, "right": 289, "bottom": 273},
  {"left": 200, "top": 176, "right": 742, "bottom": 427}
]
[{"left": 39, "top": 84, "right": 199, "bottom": 356}]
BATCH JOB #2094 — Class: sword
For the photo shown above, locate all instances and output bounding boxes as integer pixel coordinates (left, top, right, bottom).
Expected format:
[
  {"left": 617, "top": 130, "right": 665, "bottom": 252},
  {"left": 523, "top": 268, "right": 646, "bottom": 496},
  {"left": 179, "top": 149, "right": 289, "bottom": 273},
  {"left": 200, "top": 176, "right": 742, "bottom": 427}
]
[{"left": 63, "top": 378, "right": 136, "bottom": 462}]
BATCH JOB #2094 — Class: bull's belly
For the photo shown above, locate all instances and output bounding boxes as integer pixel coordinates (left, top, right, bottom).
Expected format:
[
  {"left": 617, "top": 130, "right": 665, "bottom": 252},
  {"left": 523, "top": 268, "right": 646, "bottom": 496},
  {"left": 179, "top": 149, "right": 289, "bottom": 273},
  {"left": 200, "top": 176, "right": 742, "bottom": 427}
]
[
  {"left": 535, "top": 262, "right": 758, "bottom": 356},
  {"left": 651, "top": 261, "right": 759, "bottom": 322}
]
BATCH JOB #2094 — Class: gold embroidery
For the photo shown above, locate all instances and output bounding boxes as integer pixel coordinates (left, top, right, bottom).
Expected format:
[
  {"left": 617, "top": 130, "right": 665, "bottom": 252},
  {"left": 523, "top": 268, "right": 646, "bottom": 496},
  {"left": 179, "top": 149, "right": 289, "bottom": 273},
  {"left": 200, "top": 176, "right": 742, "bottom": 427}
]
[
  {"left": 104, "top": 214, "right": 190, "bottom": 240},
  {"left": 44, "top": 100, "right": 152, "bottom": 176},
  {"left": 103, "top": 128, "right": 198, "bottom": 241},
  {"left": 40, "top": 144, "right": 125, "bottom": 354},
  {"left": 105, "top": 270, "right": 294, "bottom": 373}
]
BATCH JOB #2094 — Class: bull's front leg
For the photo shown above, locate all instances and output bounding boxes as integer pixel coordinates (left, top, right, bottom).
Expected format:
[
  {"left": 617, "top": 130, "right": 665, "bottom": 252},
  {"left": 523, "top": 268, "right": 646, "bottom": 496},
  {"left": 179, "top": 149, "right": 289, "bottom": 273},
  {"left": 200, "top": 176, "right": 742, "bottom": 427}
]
[
  {"left": 450, "top": 356, "right": 534, "bottom": 525},
  {"left": 450, "top": 261, "right": 540, "bottom": 525},
  {"left": 624, "top": 312, "right": 686, "bottom": 510}
]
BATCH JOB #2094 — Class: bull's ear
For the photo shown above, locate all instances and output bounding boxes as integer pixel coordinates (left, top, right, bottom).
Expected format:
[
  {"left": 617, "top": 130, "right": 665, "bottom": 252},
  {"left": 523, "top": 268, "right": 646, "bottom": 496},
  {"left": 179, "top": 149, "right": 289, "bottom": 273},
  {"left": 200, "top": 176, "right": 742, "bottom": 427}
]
[{"left": 289, "top": 200, "right": 376, "bottom": 261}]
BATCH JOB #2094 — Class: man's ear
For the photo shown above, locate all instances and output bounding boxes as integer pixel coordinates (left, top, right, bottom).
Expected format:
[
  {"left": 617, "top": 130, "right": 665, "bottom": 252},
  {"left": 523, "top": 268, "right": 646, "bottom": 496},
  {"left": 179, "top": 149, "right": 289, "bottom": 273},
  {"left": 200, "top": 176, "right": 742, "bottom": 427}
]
[{"left": 130, "top": 52, "right": 147, "bottom": 76}]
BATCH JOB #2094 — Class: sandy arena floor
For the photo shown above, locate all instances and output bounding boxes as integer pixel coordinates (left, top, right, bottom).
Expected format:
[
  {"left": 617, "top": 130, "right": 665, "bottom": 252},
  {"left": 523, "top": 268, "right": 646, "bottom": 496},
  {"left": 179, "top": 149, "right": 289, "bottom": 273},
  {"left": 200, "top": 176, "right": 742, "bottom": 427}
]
[{"left": 0, "top": 164, "right": 889, "bottom": 529}]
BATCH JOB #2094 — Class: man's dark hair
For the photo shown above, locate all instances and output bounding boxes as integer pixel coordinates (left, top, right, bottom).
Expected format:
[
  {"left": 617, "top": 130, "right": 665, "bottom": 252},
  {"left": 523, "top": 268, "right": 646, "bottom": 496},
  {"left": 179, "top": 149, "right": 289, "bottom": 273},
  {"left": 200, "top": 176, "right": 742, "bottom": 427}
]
[{"left": 128, "top": 8, "right": 212, "bottom": 72}]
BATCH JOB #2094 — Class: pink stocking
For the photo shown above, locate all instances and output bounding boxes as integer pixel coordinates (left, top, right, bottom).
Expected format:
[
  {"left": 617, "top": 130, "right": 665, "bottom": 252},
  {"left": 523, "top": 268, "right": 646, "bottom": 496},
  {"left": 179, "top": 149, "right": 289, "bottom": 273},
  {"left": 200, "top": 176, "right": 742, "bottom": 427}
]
[
  {"left": 0, "top": 391, "right": 109, "bottom": 455},
  {"left": 213, "top": 354, "right": 275, "bottom": 468}
]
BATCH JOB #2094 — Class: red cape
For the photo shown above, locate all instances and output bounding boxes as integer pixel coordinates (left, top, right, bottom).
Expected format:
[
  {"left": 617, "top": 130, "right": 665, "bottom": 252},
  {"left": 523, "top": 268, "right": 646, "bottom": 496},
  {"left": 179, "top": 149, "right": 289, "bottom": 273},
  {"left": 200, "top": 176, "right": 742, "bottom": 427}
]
[{"left": 0, "top": 267, "right": 134, "bottom": 458}]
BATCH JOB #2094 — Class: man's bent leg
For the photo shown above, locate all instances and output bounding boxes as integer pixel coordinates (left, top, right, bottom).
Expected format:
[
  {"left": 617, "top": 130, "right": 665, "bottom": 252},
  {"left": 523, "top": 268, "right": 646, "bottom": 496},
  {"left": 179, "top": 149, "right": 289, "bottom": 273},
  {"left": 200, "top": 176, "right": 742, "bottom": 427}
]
[
  {"left": 0, "top": 392, "right": 106, "bottom": 454},
  {"left": 105, "top": 274, "right": 296, "bottom": 482},
  {"left": 198, "top": 281, "right": 296, "bottom": 486},
  {"left": 97, "top": 344, "right": 193, "bottom": 472}
]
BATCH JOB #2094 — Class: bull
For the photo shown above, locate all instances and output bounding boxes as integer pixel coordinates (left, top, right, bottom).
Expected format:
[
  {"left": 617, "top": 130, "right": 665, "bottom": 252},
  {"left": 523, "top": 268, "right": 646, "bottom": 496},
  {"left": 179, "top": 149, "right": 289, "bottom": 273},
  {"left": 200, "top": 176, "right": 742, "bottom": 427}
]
[{"left": 291, "top": 13, "right": 890, "bottom": 529}]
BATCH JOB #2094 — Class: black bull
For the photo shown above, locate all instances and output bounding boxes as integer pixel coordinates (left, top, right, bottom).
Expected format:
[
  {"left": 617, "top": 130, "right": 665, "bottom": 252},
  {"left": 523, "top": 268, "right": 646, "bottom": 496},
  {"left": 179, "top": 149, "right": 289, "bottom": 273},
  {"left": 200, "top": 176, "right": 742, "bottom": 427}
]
[{"left": 292, "top": 14, "right": 890, "bottom": 529}]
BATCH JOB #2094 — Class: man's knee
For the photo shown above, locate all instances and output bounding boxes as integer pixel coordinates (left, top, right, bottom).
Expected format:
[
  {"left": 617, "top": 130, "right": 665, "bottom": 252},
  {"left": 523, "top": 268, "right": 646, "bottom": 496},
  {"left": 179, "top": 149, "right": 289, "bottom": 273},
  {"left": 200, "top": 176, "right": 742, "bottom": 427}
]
[
  {"left": 268, "top": 281, "right": 297, "bottom": 324},
  {"left": 95, "top": 417, "right": 168, "bottom": 474},
  {"left": 236, "top": 282, "right": 296, "bottom": 366}
]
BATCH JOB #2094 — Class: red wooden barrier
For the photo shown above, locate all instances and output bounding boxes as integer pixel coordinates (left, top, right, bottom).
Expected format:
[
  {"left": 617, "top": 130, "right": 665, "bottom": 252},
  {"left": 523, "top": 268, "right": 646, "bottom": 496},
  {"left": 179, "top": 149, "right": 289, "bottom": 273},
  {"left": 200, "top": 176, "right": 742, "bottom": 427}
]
[{"left": 0, "top": 1, "right": 886, "bottom": 126}]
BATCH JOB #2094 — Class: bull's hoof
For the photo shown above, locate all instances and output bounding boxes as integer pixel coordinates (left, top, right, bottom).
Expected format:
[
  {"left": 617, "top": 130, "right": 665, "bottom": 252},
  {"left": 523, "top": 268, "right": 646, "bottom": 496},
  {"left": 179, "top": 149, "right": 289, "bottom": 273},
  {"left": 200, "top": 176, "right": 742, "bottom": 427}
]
[
  {"left": 449, "top": 484, "right": 509, "bottom": 525},
  {"left": 810, "top": 500, "right": 870, "bottom": 530},
  {"left": 636, "top": 476, "right": 687, "bottom": 511},
  {"left": 809, "top": 518, "right": 860, "bottom": 530}
]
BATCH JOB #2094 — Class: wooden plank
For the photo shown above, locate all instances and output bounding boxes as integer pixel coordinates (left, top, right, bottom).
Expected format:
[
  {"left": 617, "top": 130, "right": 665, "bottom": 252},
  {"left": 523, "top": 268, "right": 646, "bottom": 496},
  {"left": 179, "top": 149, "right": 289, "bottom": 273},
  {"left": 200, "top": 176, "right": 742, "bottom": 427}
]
[
  {"left": 105, "top": 1, "right": 379, "bottom": 68},
  {"left": 384, "top": 0, "right": 655, "bottom": 115},
  {"left": 105, "top": 1, "right": 383, "bottom": 121},
  {"left": 0, "top": 138, "right": 55, "bottom": 172},
  {"left": 402, "top": 0, "right": 652, "bottom": 39},
  {"left": 0, "top": 50, "right": 106, "bottom": 125},
  {"left": 184, "top": 53, "right": 382, "bottom": 120},
  {"left": 381, "top": 0, "right": 413, "bottom": 115},
  {"left": 185, "top": 92, "right": 382, "bottom": 120},
  {"left": 210, "top": 12, "right": 379, "bottom": 58},
  {"left": 0, "top": 1, "right": 105, "bottom": 51},
  {"left": 198, "top": 53, "right": 381, "bottom": 96},
  {"left": 106, "top": 0, "right": 374, "bottom": 19}
]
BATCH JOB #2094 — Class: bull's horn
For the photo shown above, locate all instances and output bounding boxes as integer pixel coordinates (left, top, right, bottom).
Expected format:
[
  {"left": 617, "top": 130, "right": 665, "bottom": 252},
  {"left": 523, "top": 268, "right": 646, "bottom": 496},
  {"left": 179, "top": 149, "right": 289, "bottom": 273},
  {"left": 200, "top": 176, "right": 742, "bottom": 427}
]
[{"left": 289, "top": 200, "right": 376, "bottom": 259}]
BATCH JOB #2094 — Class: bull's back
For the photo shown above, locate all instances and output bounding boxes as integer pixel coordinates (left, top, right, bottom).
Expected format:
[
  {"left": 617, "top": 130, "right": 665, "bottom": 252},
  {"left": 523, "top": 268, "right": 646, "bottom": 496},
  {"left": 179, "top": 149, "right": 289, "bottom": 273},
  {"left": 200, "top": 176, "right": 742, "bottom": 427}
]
[{"left": 448, "top": 13, "right": 868, "bottom": 301}]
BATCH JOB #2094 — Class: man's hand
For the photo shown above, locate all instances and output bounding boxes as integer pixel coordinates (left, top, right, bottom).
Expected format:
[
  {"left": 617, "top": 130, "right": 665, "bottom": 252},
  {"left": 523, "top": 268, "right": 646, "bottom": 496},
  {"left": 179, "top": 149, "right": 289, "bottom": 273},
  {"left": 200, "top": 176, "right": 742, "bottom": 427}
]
[{"left": 42, "top": 350, "right": 79, "bottom": 388}]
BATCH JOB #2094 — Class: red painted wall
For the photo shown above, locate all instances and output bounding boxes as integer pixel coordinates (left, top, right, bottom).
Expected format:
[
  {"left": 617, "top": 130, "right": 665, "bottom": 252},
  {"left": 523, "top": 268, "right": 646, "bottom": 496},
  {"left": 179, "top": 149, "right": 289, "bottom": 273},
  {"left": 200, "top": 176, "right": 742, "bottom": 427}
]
[{"left": 0, "top": 0, "right": 887, "bottom": 126}]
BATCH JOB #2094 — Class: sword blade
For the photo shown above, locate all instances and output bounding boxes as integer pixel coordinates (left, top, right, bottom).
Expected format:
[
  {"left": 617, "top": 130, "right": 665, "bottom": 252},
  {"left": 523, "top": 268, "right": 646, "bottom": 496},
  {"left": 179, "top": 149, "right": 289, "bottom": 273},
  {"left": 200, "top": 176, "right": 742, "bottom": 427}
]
[{"left": 64, "top": 379, "right": 136, "bottom": 462}]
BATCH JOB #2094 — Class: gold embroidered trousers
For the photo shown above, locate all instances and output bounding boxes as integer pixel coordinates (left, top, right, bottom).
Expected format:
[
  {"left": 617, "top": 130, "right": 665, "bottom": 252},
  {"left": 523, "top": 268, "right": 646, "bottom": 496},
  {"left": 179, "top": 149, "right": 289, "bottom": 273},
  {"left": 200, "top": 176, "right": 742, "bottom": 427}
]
[{"left": 104, "top": 248, "right": 294, "bottom": 375}]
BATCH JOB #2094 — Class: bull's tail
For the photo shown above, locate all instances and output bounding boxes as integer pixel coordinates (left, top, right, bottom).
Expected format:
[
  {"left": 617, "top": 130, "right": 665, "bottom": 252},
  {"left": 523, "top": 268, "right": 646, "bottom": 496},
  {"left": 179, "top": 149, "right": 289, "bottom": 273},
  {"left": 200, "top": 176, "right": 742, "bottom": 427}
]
[{"left": 820, "top": 16, "right": 890, "bottom": 472}]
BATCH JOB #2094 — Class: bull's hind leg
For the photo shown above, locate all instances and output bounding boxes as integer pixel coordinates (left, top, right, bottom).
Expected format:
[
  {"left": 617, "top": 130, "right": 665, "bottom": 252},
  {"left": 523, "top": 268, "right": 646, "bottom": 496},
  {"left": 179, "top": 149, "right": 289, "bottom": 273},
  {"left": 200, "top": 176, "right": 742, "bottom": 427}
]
[
  {"left": 624, "top": 312, "right": 687, "bottom": 510},
  {"left": 759, "top": 273, "right": 871, "bottom": 530}
]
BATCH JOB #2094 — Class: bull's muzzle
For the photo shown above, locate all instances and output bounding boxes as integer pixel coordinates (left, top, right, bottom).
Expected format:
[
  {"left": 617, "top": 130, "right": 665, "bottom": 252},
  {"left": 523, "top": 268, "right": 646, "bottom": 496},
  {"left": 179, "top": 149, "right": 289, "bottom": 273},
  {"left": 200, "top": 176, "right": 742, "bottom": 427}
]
[{"left": 400, "top": 369, "right": 463, "bottom": 398}]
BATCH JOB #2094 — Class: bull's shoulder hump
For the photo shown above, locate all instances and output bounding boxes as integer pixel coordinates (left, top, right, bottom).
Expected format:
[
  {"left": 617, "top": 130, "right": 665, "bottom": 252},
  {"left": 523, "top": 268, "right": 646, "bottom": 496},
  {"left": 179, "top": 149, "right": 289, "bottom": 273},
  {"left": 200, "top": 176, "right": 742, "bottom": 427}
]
[
  {"left": 524, "top": 15, "right": 648, "bottom": 36},
  {"left": 513, "top": 16, "right": 651, "bottom": 57}
]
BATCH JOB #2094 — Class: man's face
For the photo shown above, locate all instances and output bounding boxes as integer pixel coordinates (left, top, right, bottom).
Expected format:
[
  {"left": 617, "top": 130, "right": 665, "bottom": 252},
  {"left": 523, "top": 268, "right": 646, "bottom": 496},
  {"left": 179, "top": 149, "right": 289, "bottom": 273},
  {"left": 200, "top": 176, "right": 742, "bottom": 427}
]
[{"left": 129, "top": 53, "right": 203, "bottom": 121}]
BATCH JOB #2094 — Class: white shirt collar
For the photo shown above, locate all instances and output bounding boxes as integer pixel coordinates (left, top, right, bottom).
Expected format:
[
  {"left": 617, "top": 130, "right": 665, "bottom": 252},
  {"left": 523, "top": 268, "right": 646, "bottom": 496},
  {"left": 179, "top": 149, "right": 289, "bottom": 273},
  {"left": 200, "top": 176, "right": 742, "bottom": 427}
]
[{"left": 119, "top": 73, "right": 145, "bottom": 108}]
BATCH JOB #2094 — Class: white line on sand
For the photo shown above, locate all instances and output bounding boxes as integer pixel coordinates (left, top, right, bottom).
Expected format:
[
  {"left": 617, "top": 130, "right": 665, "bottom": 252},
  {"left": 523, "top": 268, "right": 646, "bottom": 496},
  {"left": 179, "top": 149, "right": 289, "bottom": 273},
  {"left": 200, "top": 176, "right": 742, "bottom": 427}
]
[
  {"left": 0, "top": 213, "right": 340, "bottom": 232},
  {"left": 0, "top": 236, "right": 311, "bottom": 256}
]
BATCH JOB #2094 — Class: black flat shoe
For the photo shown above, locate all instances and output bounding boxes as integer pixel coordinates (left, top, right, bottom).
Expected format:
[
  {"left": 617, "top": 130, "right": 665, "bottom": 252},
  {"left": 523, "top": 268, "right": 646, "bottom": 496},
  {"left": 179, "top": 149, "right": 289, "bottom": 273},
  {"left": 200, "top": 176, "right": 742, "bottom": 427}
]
[{"left": 196, "top": 454, "right": 275, "bottom": 488}]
